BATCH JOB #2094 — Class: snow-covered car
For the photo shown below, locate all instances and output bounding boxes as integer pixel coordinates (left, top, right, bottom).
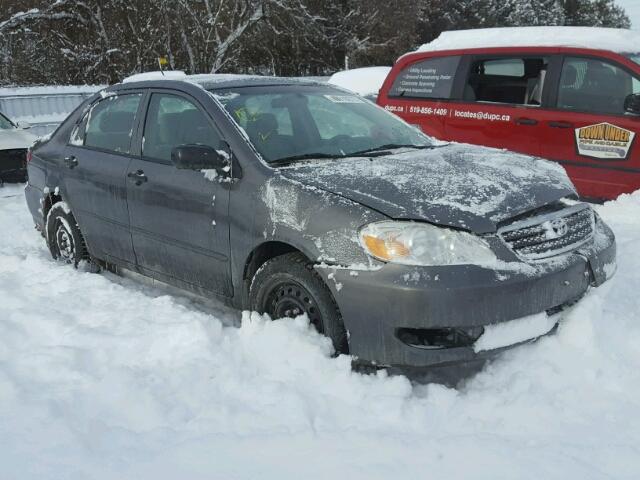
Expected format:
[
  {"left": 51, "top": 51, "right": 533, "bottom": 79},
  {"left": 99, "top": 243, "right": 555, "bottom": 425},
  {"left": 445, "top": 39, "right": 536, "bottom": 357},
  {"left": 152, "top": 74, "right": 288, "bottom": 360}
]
[
  {"left": 24, "top": 75, "right": 616, "bottom": 372},
  {"left": 0, "top": 111, "right": 37, "bottom": 184},
  {"left": 328, "top": 66, "right": 391, "bottom": 101}
]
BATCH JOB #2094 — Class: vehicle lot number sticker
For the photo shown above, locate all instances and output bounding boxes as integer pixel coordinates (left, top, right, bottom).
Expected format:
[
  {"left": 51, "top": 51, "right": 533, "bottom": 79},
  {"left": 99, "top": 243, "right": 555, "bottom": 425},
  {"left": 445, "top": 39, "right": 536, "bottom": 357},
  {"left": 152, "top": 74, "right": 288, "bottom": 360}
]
[{"left": 575, "top": 122, "right": 635, "bottom": 160}]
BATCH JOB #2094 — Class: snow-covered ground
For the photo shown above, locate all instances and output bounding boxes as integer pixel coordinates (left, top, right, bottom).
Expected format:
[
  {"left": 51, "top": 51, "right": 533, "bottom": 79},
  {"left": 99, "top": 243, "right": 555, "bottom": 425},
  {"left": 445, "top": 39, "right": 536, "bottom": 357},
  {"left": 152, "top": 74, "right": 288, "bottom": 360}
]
[{"left": 1, "top": 183, "right": 640, "bottom": 479}]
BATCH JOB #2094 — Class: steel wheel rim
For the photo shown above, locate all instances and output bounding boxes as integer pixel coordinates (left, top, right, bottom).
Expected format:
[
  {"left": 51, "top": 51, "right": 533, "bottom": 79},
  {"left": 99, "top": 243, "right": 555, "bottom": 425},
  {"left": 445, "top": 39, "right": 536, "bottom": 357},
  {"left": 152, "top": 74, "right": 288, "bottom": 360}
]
[
  {"left": 266, "top": 281, "right": 325, "bottom": 333},
  {"left": 55, "top": 221, "right": 75, "bottom": 262}
]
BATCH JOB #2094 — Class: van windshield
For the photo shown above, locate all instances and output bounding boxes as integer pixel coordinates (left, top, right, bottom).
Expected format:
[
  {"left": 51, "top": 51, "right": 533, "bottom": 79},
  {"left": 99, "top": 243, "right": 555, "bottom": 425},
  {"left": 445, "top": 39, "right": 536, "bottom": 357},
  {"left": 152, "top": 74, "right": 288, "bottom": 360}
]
[
  {"left": 211, "top": 86, "right": 432, "bottom": 164},
  {"left": 628, "top": 53, "right": 640, "bottom": 66}
]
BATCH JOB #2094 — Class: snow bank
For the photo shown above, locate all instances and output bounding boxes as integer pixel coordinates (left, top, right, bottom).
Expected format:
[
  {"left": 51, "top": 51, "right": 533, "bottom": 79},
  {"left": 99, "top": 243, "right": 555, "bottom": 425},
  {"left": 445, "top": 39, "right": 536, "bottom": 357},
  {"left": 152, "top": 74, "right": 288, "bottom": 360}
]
[
  {"left": 417, "top": 27, "right": 640, "bottom": 54},
  {"left": 328, "top": 67, "right": 391, "bottom": 97},
  {"left": 1, "top": 185, "right": 640, "bottom": 479}
]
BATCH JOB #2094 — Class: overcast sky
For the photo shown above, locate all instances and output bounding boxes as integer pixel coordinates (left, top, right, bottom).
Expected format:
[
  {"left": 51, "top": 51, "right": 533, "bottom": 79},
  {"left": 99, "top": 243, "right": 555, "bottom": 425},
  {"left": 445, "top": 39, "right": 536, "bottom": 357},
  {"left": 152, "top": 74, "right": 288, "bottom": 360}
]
[{"left": 617, "top": 0, "right": 640, "bottom": 29}]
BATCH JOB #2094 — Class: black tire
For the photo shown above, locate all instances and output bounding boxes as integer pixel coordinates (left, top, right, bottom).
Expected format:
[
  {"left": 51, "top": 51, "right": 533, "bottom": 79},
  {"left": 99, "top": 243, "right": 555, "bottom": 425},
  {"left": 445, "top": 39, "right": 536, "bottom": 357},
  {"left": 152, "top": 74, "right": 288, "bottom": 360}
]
[
  {"left": 45, "top": 202, "right": 89, "bottom": 268},
  {"left": 249, "top": 252, "right": 348, "bottom": 354}
]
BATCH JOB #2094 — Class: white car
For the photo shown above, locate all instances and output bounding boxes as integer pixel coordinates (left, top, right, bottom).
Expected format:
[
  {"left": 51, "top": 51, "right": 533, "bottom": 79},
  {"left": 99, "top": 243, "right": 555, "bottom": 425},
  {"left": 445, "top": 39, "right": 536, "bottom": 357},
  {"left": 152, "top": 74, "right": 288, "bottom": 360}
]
[{"left": 0, "top": 112, "right": 37, "bottom": 184}]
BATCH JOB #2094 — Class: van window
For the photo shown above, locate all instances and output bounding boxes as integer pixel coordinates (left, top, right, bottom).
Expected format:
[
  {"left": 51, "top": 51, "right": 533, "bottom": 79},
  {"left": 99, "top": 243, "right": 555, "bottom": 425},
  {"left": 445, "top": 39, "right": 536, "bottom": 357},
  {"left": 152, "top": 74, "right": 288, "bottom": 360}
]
[
  {"left": 143, "top": 93, "right": 221, "bottom": 162},
  {"left": 465, "top": 57, "right": 548, "bottom": 105},
  {"left": 388, "top": 56, "right": 461, "bottom": 99},
  {"left": 557, "top": 57, "right": 640, "bottom": 115},
  {"left": 84, "top": 94, "right": 141, "bottom": 153}
]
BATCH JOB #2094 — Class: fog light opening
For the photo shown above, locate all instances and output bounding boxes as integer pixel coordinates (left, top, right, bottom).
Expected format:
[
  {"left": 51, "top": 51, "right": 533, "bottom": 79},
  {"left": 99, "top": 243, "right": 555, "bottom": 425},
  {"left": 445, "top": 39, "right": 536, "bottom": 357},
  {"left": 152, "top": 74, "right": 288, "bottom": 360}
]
[{"left": 397, "top": 327, "right": 484, "bottom": 350}]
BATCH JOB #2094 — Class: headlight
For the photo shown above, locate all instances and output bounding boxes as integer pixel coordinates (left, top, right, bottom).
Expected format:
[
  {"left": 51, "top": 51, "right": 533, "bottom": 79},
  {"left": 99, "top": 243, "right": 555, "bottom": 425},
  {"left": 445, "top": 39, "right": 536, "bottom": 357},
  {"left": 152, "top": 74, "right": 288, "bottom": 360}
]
[{"left": 359, "top": 221, "right": 497, "bottom": 266}]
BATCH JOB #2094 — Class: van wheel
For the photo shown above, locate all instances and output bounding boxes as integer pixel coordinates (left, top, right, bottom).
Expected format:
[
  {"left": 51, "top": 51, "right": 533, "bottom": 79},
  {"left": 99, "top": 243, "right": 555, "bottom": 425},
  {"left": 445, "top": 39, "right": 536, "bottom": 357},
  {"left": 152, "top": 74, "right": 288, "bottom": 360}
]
[
  {"left": 249, "top": 252, "right": 348, "bottom": 354},
  {"left": 45, "top": 202, "right": 88, "bottom": 268}
]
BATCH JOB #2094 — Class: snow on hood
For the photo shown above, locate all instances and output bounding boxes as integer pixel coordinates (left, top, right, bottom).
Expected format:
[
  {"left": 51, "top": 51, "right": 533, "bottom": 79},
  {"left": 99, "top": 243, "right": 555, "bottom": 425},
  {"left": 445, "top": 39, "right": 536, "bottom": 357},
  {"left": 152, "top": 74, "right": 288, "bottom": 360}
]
[
  {"left": 0, "top": 128, "right": 38, "bottom": 150},
  {"left": 279, "top": 144, "right": 575, "bottom": 234}
]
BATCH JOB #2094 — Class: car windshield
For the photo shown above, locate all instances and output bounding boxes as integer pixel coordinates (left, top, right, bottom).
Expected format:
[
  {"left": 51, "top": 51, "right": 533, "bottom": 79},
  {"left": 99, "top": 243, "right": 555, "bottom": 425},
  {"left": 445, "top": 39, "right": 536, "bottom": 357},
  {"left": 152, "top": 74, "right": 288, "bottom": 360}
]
[
  {"left": 0, "top": 113, "right": 15, "bottom": 130},
  {"left": 627, "top": 53, "right": 640, "bottom": 66},
  {"left": 211, "top": 85, "right": 432, "bottom": 164}
]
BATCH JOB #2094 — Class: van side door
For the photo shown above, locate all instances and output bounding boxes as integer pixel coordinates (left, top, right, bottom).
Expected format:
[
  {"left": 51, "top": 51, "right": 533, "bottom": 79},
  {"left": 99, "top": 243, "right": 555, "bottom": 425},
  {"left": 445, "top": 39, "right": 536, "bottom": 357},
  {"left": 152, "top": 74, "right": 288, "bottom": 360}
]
[
  {"left": 443, "top": 53, "right": 560, "bottom": 157},
  {"left": 536, "top": 54, "right": 640, "bottom": 200},
  {"left": 62, "top": 92, "right": 143, "bottom": 265},
  {"left": 126, "top": 90, "right": 232, "bottom": 296}
]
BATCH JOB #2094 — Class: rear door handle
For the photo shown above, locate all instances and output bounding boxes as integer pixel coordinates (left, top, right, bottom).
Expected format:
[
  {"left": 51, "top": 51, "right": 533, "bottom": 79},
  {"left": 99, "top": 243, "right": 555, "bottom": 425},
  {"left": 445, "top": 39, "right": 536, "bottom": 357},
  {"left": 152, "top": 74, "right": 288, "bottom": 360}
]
[
  {"left": 64, "top": 156, "right": 78, "bottom": 169},
  {"left": 549, "top": 121, "right": 573, "bottom": 129},
  {"left": 516, "top": 117, "right": 538, "bottom": 126},
  {"left": 128, "top": 170, "right": 148, "bottom": 186}
]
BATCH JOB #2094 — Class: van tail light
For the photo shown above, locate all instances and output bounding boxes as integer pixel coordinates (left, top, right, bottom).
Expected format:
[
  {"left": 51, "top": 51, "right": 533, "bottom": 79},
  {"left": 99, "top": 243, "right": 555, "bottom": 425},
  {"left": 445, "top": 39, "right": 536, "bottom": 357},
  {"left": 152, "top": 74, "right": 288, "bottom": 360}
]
[{"left": 26, "top": 149, "right": 32, "bottom": 163}]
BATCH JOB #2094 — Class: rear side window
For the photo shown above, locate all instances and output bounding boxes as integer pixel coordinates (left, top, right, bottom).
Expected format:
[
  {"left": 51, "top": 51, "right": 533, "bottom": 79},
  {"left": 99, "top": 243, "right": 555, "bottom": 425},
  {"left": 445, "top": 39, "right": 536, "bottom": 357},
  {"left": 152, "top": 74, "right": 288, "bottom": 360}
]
[
  {"left": 388, "top": 56, "right": 461, "bottom": 99},
  {"left": 557, "top": 57, "right": 640, "bottom": 115},
  {"left": 80, "top": 94, "right": 142, "bottom": 153},
  {"left": 465, "top": 56, "right": 548, "bottom": 105},
  {"left": 142, "top": 93, "right": 221, "bottom": 162}
]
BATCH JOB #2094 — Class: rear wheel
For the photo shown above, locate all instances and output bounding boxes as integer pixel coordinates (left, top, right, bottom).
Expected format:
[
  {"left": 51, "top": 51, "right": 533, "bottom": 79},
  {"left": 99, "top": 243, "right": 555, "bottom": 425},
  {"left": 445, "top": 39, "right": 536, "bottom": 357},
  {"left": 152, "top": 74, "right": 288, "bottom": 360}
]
[
  {"left": 45, "top": 202, "right": 89, "bottom": 268},
  {"left": 249, "top": 252, "right": 348, "bottom": 354}
]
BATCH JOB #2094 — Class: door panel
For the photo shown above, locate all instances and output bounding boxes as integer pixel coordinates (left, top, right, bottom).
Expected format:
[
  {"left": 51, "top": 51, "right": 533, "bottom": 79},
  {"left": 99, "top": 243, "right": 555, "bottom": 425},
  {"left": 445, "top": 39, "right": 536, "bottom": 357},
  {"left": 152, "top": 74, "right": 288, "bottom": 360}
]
[
  {"left": 127, "top": 91, "right": 232, "bottom": 295},
  {"left": 539, "top": 55, "right": 640, "bottom": 200},
  {"left": 444, "top": 55, "right": 554, "bottom": 157},
  {"left": 126, "top": 160, "right": 232, "bottom": 295},
  {"left": 61, "top": 93, "right": 142, "bottom": 264}
]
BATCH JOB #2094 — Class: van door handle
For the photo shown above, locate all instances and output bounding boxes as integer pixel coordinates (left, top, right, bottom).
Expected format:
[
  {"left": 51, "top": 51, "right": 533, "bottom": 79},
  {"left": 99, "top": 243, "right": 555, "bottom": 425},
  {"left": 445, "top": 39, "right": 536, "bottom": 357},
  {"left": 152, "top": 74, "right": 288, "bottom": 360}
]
[
  {"left": 549, "top": 121, "right": 573, "bottom": 129},
  {"left": 128, "top": 170, "right": 148, "bottom": 186},
  {"left": 516, "top": 117, "right": 538, "bottom": 126},
  {"left": 64, "top": 156, "right": 78, "bottom": 169}
]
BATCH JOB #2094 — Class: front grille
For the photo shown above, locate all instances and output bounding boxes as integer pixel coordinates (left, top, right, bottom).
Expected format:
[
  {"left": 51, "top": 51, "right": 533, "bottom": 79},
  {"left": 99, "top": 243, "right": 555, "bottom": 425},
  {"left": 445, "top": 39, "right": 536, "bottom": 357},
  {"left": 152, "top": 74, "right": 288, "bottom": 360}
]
[{"left": 498, "top": 204, "right": 594, "bottom": 260}]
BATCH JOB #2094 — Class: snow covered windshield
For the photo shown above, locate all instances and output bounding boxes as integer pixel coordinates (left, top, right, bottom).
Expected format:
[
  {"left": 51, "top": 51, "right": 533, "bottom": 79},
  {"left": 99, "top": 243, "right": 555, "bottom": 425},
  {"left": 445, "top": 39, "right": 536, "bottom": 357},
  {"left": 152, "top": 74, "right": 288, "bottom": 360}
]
[
  {"left": 0, "top": 113, "right": 14, "bottom": 130},
  {"left": 211, "top": 86, "right": 432, "bottom": 164}
]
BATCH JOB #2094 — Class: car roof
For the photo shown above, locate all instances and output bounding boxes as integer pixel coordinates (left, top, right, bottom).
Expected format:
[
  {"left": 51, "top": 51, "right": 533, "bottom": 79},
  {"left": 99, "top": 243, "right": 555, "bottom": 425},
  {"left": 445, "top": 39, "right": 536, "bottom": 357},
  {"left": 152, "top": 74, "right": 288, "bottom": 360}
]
[
  {"left": 414, "top": 27, "right": 640, "bottom": 55},
  {"left": 117, "top": 72, "right": 329, "bottom": 91}
]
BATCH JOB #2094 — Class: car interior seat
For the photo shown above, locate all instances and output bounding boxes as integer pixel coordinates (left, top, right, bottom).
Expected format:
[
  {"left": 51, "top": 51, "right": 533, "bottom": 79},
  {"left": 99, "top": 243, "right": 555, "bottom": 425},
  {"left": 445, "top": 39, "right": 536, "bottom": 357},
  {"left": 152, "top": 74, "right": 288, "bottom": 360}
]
[{"left": 87, "top": 111, "right": 135, "bottom": 152}]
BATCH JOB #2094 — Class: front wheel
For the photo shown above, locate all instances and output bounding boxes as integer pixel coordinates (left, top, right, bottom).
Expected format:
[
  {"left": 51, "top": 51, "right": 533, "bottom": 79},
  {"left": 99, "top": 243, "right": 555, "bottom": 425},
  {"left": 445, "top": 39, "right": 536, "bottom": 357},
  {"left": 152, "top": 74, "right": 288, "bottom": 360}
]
[
  {"left": 45, "top": 202, "right": 88, "bottom": 267},
  {"left": 249, "top": 252, "right": 348, "bottom": 354}
]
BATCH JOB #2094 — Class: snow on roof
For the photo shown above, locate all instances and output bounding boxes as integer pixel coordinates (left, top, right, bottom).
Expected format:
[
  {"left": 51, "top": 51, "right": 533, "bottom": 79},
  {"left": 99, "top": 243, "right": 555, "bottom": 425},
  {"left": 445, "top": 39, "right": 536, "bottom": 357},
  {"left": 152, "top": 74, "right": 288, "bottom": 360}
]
[
  {"left": 122, "top": 71, "right": 187, "bottom": 83},
  {"left": 417, "top": 27, "right": 640, "bottom": 54},
  {"left": 328, "top": 67, "right": 391, "bottom": 96}
]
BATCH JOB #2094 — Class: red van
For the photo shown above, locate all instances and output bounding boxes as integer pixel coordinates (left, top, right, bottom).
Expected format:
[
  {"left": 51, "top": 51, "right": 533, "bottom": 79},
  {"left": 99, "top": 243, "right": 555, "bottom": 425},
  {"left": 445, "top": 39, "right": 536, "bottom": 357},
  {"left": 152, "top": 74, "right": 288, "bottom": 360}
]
[{"left": 377, "top": 27, "right": 640, "bottom": 201}]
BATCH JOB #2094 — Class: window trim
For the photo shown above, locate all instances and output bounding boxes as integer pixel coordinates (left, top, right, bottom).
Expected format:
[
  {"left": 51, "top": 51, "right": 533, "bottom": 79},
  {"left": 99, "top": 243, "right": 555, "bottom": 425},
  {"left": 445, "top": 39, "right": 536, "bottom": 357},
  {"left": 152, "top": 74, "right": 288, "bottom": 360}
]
[
  {"left": 67, "top": 90, "right": 145, "bottom": 157},
  {"left": 137, "top": 88, "right": 226, "bottom": 166},
  {"left": 551, "top": 53, "right": 640, "bottom": 118}
]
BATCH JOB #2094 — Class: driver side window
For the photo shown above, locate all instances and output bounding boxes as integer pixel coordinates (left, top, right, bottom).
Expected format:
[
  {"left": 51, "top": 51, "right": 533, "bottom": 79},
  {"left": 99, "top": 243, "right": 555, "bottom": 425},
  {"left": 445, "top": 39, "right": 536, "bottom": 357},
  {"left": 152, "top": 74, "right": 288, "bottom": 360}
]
[
  {"left": 557, "top": 57, "right": 640, "bottom": 115},
  {"left": 143, "top": 93, "right": 221, "bottom": 162}
]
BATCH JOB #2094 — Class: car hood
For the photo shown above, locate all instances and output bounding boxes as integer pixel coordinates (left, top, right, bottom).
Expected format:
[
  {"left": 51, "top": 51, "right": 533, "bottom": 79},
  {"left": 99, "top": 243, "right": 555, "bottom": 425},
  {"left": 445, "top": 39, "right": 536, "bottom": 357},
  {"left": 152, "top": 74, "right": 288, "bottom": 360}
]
[
  {"left": 279, "top": 143, "right": 576, "bottom": 234},
  {"left": 0, "top": 128, "right": 38, "bottom": 150}
]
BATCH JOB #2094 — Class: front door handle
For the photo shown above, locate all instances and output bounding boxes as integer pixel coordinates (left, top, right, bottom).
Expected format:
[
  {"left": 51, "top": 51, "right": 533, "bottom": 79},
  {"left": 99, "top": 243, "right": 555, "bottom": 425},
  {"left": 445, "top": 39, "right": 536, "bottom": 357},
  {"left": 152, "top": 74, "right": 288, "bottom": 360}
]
[
  {"left": 128, "top": 170, "right": 148, "bottom": 186},
  {"left": 64, "top": 156, "right": 78, "bottom": 169},
  {"left": 549, "top": 121, "right": 573, "bottom": 129},
  {"left": 516, "top": 117, "right": 538, "bottom": 126}
]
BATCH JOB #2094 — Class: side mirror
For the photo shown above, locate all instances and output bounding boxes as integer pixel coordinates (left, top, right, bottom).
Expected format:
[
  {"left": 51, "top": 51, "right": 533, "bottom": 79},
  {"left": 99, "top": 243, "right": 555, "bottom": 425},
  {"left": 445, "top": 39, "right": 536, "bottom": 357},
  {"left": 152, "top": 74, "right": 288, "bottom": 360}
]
[
  {"left": 171, "top": 144, "right": 229, "bottom": 173},
  {"left": 16, "top": 121, "right": 31, "bottom": 129},
  {"left": 624, "top": 93, "right": 640, "bottom": 115}
]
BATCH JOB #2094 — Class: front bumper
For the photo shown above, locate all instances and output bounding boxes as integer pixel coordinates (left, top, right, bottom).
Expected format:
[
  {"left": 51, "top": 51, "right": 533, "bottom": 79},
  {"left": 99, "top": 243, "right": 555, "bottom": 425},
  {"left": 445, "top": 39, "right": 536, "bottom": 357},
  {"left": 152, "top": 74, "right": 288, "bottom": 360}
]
[{"left": 319, "top": 218, "right": 616, "bottom": 369}]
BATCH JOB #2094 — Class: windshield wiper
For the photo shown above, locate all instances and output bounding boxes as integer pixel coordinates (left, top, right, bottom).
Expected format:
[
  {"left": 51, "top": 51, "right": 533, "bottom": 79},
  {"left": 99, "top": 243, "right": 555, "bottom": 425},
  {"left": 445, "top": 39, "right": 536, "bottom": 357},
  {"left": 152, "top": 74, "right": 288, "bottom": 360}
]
[
  {"left": 268, "top": 153, "right": 344, "bottom": 167},
  {"left": 348, "top": 144, "right": 433, "bottom": 157}
]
